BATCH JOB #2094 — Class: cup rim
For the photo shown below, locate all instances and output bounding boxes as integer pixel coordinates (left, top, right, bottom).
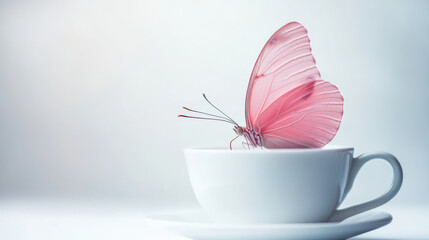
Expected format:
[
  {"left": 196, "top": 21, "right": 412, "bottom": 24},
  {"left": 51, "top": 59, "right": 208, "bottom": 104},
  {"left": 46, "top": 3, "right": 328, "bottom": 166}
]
[{"left": 184, "top": 145, "right": 354, "bottom": 153}]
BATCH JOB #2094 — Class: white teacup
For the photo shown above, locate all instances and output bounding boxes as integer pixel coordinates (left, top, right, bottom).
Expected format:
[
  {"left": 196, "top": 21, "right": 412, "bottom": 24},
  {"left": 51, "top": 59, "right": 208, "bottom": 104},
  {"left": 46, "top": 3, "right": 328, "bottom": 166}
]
[{"left": 184, "top": 146, "right": 402, "bottom": 223}]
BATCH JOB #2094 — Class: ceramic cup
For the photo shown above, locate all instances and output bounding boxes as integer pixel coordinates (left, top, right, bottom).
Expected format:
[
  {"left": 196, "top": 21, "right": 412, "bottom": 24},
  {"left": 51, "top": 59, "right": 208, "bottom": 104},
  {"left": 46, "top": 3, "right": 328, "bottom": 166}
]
[{"left": 184, "top": 146, "right": 403, "bottom": 224}]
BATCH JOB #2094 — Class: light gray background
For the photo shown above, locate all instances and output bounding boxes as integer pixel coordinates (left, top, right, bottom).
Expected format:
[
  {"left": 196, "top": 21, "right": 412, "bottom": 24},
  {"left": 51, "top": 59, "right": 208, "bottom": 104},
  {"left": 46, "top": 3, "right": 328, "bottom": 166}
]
[{"left": 0, "top": 0, "right": 428, "bottom": 210}]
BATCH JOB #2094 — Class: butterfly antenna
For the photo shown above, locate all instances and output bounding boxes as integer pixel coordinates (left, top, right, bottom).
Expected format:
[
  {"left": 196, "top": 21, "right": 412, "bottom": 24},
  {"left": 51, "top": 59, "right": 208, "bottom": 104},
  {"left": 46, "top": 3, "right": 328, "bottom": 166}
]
[
  {"left": 203, "top": 94, "right": 239, "bottom": 126},
  {"left": 182, "top": 107, "right": 233, "bottom": 122},
  {"left": 178, "top": 115, "right": 236, "bottom": 125}
]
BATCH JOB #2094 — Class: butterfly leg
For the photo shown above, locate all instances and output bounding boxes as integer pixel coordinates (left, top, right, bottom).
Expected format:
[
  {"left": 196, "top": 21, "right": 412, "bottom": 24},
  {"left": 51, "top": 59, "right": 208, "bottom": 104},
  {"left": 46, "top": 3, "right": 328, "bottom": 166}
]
[
  {"left": 229, "top": 135, "right": 240, "bottom": 150},
  {"left": 242, "top": 138, "right": 252, "bottom": 150}
]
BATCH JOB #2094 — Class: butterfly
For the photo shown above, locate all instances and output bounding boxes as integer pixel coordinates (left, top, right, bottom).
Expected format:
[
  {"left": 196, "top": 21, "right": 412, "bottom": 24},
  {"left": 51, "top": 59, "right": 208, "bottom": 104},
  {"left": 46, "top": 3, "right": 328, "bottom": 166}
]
[{"left": 179, "top": 22, "right": 343, "bottom": 149}]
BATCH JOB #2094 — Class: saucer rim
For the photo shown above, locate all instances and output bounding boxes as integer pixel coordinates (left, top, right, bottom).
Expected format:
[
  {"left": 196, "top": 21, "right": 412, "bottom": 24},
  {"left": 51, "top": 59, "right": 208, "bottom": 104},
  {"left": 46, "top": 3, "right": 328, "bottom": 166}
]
[{"left": 144, "top": 209, "right": 392, "bottom": 229}]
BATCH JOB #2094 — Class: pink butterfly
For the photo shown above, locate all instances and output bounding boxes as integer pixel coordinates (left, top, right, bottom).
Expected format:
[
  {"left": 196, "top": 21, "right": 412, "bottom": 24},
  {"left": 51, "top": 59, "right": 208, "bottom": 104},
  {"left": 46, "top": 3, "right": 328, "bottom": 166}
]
[{"left": 179, "top": 22, "right": 343, "bottom": 149}]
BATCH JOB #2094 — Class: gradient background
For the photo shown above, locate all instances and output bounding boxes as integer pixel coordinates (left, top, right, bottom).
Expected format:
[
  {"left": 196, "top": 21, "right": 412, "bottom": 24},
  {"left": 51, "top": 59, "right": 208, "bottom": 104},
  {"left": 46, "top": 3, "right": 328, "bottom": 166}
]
[{"left": 1, "top": 0, "right": 428, "bottom": 217}]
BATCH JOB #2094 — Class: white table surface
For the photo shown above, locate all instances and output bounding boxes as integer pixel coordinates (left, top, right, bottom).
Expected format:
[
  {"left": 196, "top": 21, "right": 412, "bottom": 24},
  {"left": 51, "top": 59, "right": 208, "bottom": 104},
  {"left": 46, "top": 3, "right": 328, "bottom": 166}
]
[{"left": 0, "top": 199, "right": 427, "bottom": 240}]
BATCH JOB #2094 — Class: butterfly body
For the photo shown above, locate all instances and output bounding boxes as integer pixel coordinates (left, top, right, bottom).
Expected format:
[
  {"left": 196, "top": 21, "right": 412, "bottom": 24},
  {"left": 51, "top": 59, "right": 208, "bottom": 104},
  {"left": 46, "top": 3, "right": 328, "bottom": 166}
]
[{"left": 238, "top": 126, "right": 262, "bottom": 148}]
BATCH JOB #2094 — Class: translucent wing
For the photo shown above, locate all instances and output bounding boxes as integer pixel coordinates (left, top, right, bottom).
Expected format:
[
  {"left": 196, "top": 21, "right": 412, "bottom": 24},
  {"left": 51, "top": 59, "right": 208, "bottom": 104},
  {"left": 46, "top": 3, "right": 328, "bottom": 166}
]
[
  {"left": 254, "top": 80, "right": 343, "bottom": 149},
  {"left": 245, "top": 22, "right": 320, "bottom": 128}
]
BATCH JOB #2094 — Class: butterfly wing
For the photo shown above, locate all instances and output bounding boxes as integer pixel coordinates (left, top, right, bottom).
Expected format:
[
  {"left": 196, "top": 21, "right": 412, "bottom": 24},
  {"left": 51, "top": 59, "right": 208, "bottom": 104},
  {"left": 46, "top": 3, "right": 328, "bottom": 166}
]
[
  {"left": 254, "top": 80, "right": 343, "bottom": 148},
  {"left": 245, "top": 22, "right": 321, "bottom": 128},
  {"left": 245, "top": 22, "right": 343, "bottom": 148}
]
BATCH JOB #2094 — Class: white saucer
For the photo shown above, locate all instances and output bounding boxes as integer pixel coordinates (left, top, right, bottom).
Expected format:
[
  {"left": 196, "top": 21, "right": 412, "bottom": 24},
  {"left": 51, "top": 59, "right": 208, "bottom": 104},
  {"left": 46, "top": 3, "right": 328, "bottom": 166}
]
[{"left": 145, "top": 209, "right": 392, "bottom": 240}]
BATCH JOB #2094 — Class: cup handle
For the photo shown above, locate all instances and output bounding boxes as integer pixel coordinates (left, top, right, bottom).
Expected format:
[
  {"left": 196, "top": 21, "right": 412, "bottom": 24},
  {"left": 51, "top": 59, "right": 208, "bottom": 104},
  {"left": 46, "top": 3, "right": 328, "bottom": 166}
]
[{"left": 328, "top": 152, "right": 403, "bottom": 222}]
